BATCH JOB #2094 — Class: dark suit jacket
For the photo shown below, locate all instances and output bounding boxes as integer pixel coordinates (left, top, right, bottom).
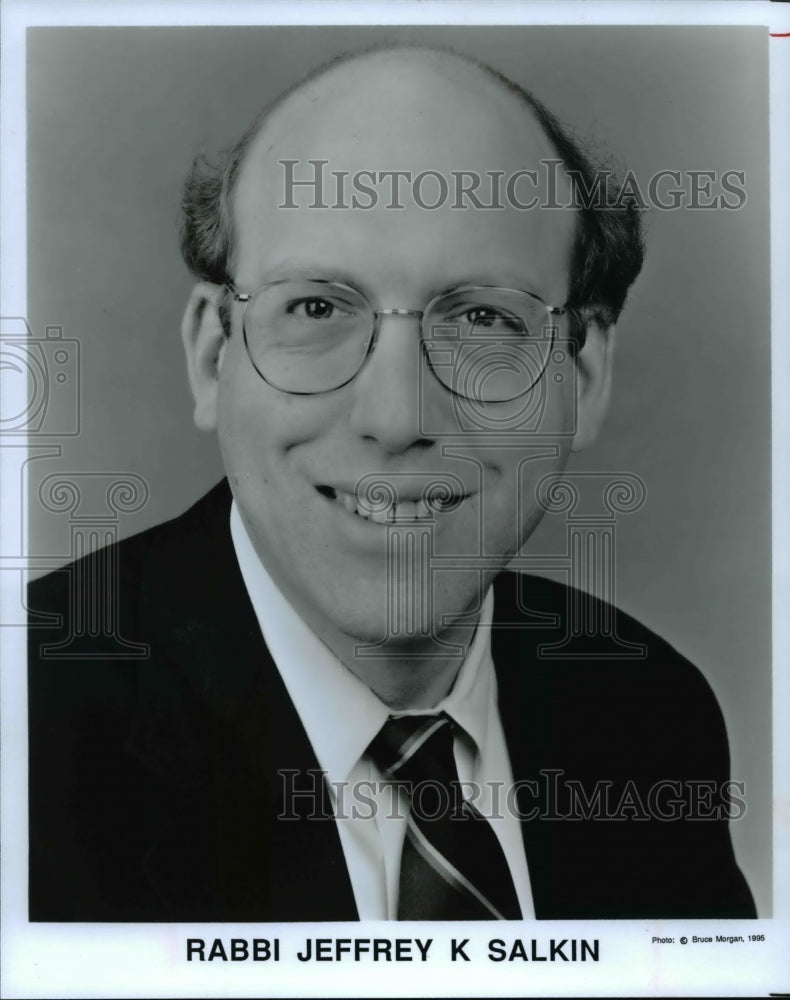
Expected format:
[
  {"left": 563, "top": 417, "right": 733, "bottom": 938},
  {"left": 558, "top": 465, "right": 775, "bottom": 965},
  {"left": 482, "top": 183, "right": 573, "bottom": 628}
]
[{"left": 28, "top": 480, "right": 755, "bottom": 921}]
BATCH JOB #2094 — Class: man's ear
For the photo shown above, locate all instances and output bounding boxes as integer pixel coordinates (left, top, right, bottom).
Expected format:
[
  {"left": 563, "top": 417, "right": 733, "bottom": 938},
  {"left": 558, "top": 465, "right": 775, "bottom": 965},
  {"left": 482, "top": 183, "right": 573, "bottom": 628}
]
[
  {"left": 571, "top": 322, "right": 616, "bottom": 452},
  {"left": 181, "top": 282, "right": 228, "bottom": 432}
]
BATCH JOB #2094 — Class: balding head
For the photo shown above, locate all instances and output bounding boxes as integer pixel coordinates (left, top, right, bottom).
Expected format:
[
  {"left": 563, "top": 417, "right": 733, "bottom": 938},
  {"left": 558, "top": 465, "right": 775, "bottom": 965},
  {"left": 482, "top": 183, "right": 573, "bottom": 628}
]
[
  {"left": 181, "top": 45, "right": 644, "bottom": 330},
  {"left": 253, "top": 45, "right": 562, "bottom": 167},
  {"left": 231, "top": 47, "right": 576, "bottom": 315},
  {"left": 178, "top": 43, "right": 641, "bottom": 654}
]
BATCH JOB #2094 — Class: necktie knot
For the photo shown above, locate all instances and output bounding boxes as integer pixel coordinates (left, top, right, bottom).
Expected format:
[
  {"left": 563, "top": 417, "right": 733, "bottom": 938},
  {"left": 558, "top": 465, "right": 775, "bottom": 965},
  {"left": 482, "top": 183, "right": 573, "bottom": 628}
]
[
  {"left": 366, "top": 712, "right": 457, "bottom": 784},
  {"left": 366, "top": 711, "right": 522, "bottom": 920}
]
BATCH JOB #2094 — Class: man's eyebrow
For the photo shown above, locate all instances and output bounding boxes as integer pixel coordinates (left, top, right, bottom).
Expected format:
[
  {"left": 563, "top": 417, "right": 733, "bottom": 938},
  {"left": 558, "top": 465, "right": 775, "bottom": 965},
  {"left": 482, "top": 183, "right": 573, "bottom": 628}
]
[
  {"left": 435, "top": 276, "right": 540, "bottom": 295},
  {"left": 251, "top": 264, "right": 365, "bottom": 287},
  {"left": 253, "top": 266, "right": 547, "bottom": 298}
]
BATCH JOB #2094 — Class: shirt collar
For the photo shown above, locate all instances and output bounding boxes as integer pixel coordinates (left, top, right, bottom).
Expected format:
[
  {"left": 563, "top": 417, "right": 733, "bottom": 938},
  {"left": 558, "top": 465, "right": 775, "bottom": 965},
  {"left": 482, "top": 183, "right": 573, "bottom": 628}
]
[{"left": 230, "top": 500, "right": 494, "bottom": 783}]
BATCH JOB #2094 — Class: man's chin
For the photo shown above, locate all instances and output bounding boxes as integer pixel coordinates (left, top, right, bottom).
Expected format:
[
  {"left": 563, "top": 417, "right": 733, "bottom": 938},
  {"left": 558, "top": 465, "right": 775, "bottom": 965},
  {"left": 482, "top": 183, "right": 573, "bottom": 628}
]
[
  {"left": 316, "top": 602, "right": 410, "bottom": 647},
  {"left": 334, "top": 616, "right": 470, "bottom": 665},
  {"left": 313, "top": 578, "right": 482, "bottom": 651}
]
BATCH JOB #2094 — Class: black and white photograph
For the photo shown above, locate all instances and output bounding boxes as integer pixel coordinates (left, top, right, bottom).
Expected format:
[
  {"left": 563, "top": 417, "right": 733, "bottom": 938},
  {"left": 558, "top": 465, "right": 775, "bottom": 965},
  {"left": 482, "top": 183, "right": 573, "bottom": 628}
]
[{"left": 1, "top": 2, "right": 787, "bottom": 997}]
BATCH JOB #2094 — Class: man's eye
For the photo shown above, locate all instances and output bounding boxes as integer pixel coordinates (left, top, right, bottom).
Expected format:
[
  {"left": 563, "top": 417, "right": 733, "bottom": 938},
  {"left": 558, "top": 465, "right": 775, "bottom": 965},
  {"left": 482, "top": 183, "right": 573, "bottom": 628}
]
[
  {"left": 464, "top": 306, "right": 524, "bottom": 333},
  {"left": 292, "top": 297, "right": 335, "bottom": 320},
  {"left": 466, "top": 306, "right": 502, "bottom": 327}
]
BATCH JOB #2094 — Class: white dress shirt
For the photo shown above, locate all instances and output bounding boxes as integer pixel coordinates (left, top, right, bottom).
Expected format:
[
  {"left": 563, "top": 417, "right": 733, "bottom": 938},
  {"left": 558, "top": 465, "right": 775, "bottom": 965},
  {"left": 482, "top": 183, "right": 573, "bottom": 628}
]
[{"left": 230, "top": 501, "right": 534, "bottom": 919}]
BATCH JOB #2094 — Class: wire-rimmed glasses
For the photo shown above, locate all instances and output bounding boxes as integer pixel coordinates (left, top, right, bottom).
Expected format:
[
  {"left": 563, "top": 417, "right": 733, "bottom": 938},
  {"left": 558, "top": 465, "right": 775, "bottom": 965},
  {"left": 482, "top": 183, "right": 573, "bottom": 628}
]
[{"left": 226, "top": 278, "right": 573, "bottom": 401}]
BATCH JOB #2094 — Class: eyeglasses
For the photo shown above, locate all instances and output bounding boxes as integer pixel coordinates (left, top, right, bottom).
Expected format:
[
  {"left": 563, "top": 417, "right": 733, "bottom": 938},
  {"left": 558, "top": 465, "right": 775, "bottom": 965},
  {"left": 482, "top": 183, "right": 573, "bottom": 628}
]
[{"left": 226, "top": 278, "right": 573, "bottom": 401}]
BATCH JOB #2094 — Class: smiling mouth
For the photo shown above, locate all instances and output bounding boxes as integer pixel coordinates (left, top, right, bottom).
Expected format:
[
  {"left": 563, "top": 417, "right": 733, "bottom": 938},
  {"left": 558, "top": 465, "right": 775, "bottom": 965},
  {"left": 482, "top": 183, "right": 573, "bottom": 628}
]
[{"left": 315, "top": 485, "right": 469, "bottom": 523}]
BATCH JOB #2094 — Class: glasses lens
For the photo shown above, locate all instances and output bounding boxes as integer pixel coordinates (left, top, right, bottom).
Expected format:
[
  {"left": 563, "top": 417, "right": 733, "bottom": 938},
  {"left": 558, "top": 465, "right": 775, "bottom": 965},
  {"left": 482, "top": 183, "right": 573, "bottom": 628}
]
[
  {"left": 244, "top": 281, "right": 373, "bottom": 393},
  {"left": 424, "top": 288, "right": 555, "bottom": 401}
]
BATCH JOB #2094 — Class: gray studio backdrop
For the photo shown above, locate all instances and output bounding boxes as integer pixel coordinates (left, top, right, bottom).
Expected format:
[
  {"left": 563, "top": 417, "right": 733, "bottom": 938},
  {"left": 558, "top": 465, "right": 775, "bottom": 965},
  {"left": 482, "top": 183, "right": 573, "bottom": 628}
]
[{"left": 26, "top": 25, "right": 771, "bottom": 915}]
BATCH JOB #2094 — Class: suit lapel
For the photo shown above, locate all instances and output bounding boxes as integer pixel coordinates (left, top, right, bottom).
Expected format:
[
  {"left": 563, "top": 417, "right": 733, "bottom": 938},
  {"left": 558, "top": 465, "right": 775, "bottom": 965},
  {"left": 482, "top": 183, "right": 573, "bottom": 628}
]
[
  {"left": 122, "top": 489, "right": 579, "bottom": 920},
  {"left": 491, "top": 571, "right": 568, "bottom": 919},
  {"left": 491, "top": 571, "right": 656, "bottom": 919},
  {"left": 126, "top": 481, "right": 358, "bottom": 921}
]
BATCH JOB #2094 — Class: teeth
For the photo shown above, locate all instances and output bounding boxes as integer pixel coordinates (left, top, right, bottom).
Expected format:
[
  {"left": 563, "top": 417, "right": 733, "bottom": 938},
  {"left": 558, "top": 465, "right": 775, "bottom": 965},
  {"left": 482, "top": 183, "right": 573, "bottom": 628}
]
[
  {"left": 393, "top": 500, "right": 417, "bottom": 521},
  {"left": 326, "top": 486, "right": 463, "bottom": 522},
  {"left": 415, "top": 498, "right": 431, "bottom": 519}
]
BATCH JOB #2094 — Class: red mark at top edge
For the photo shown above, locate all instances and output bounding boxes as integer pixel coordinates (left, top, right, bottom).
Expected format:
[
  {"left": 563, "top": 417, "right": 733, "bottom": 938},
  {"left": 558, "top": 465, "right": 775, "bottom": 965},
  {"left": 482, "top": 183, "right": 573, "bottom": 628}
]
[{"left": 769, "top": 32, "right": 790, "bottom": 37}]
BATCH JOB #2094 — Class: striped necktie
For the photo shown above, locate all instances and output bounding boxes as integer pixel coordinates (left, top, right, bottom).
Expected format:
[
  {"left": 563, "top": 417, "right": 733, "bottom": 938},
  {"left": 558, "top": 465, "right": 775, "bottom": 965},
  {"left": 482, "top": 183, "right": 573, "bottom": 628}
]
[{"left": 367, "top": 712, "right": 522, "bottom": 920}]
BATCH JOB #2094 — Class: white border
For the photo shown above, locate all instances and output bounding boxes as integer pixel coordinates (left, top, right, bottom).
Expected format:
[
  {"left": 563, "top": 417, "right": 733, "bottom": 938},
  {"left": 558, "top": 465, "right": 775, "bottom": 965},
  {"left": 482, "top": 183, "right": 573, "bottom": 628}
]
[
  {"left": 2, "top": 1, "right": 788, "bottom": 997},
  {"left": 1, "top": 0, "right": 785, "bottom": 28}
]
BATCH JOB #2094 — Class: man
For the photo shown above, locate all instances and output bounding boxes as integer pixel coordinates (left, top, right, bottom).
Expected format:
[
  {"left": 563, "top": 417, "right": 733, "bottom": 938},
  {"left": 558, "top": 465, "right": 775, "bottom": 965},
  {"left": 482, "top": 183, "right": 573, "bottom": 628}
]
[{"left": 28, "top": 45, "right": 755, "bottom": 920}]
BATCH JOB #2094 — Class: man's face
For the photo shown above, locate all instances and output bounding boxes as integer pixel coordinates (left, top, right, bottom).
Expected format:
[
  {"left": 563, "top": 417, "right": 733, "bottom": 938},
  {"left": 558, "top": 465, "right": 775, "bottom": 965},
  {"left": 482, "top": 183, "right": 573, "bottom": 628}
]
[{"left": 187, "top": 55, "right": 609, "bottom": 646}]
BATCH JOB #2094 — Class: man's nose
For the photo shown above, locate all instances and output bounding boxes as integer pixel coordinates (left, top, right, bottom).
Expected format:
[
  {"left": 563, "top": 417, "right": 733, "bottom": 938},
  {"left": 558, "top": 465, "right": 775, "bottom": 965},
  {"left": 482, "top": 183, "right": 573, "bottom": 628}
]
[{"left": 348, "top": 313, "right": 438, "bottom": 453}]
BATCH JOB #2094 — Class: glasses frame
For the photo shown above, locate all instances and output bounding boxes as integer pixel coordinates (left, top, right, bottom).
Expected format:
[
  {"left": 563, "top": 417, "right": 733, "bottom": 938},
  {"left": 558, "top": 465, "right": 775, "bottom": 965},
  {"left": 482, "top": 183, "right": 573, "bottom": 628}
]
[{"left": 225, "top": 278, "right": 573, "bottom": 400}]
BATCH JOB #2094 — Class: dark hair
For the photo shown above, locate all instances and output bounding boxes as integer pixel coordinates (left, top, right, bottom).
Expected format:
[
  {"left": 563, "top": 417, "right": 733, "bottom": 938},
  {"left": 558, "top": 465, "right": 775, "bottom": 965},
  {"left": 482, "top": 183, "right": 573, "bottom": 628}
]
[
  {"left": 180, "top": 47, "right": 645, "bottom": 337},
  {"left": 481, "top": 65, "right": 645, "bottom": 330}
]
